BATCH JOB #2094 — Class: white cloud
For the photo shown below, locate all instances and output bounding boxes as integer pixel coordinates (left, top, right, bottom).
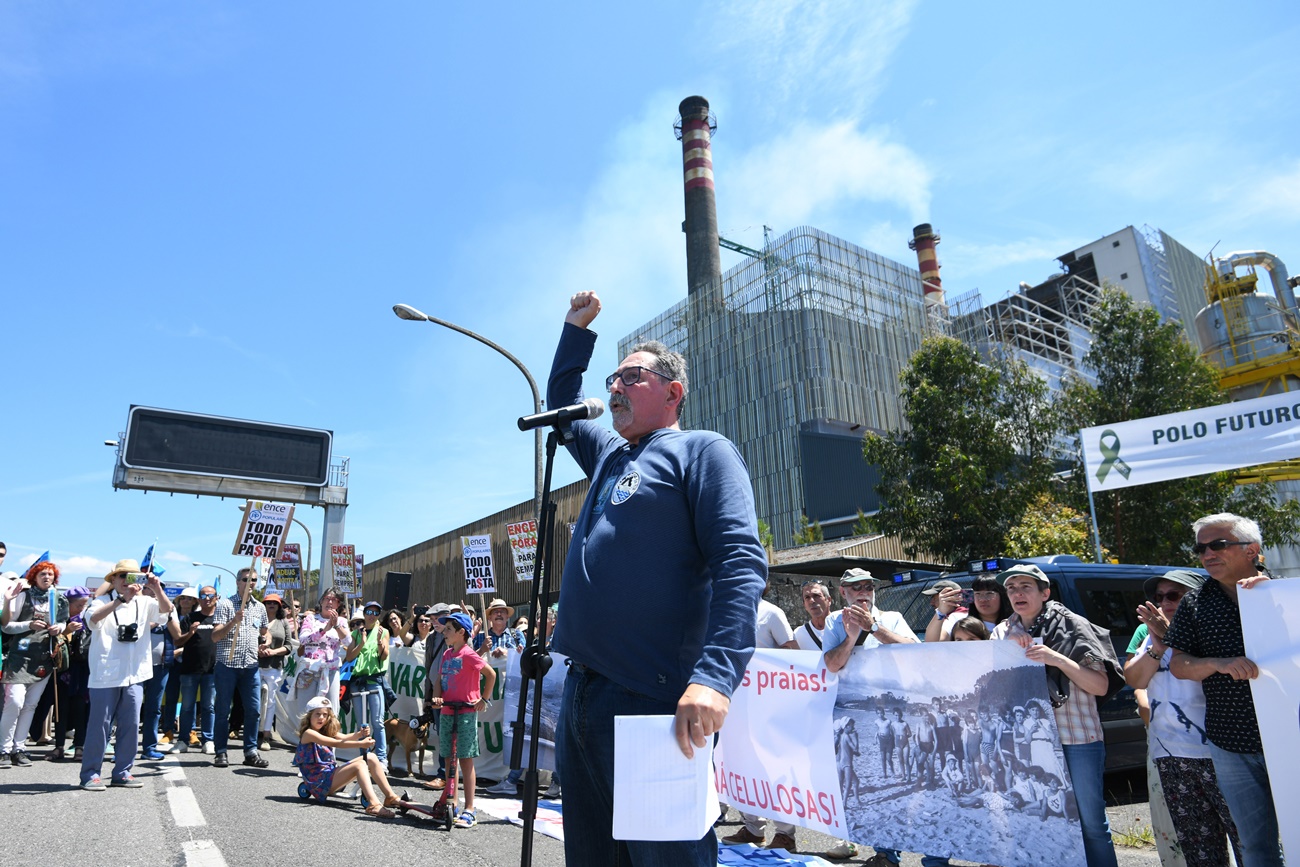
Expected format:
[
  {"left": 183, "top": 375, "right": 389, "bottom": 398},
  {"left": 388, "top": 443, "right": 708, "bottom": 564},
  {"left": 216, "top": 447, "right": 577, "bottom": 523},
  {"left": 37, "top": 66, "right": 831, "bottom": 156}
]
[
  {"left": 715, "top": 0, "right": 916, "bottom": 120},
  {"left": 1214, "top": 160, "right": 1300, "bottom": 223},
  {"left": 727, "top": 122, "right": 932, "bottom": 226},
  {"left": 15, "top": 552, "right": 117, "bottom": 583},
  {"left": 943, "top": 237, "right": 1086, "bottom": 280},
  {"left": 161, "top": 550, "right": 192, "bottom": 563}
]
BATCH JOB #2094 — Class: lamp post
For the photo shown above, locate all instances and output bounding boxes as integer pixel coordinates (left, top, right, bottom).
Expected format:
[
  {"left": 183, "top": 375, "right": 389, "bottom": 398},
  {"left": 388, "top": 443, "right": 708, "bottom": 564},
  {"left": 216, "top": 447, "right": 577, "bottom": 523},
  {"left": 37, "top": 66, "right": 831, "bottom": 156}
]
[
  {"left": 392, "top": 303, "right": 543, "bottom": 516},
  {"left": 192, "top": 562, "right": 237, "bottom": 593}
]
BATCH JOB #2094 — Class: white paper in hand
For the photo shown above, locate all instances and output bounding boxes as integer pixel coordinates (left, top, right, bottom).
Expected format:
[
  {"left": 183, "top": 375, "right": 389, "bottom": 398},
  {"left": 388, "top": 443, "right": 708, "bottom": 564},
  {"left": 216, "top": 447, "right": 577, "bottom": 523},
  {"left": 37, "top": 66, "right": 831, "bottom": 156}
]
[{"left": 612, "top": 714, "right": 720, "bottom": 841}]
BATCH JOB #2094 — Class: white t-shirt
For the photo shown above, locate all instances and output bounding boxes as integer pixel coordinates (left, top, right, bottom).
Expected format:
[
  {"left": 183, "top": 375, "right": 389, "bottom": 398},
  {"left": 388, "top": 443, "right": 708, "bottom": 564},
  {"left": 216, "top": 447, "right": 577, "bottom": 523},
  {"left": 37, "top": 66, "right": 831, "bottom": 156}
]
[
  {"left": 1139, "top": 635, "right": 1212, "bottom": 760},
  {"left": 755, "top": 599, "right": 795, "bottom": 649},
  {"left": 86, "top": 593, "right": 168, "bottom": 689},
  {"left": 794, "top": 618, "right": 829, "bottom": 651}
]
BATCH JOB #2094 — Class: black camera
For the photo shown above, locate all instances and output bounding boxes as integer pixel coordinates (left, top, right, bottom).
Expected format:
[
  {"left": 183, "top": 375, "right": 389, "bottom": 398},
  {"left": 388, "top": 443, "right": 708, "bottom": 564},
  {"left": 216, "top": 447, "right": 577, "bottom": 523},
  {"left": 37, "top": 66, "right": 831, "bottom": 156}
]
[
  {"left": 117, "top": 623, "right": 140, "bottom": 643},
  {"left": 413, "top": 604, "right": 430, "bottom": 618}
]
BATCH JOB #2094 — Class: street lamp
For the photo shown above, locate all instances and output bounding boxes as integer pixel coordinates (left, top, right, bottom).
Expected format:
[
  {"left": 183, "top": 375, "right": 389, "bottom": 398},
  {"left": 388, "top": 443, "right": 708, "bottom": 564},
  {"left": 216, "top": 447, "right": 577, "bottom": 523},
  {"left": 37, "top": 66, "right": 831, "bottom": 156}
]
[
  {"left": 192, "top": 562, "right": 237, "bottom": 583},
  {"left": 392, "top": 303, "right": 543, "bottom": 516}
]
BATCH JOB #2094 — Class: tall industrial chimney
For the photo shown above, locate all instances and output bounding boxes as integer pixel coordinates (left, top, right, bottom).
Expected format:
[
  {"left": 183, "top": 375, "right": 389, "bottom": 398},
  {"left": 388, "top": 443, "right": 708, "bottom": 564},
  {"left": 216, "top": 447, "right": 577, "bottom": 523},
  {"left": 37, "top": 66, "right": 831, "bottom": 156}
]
[
  {"left": 676, "top": 96, "right": 722, "bottom": 301},
  {"left": 908, "top": 223, "right": 945, "bottom": 310}
]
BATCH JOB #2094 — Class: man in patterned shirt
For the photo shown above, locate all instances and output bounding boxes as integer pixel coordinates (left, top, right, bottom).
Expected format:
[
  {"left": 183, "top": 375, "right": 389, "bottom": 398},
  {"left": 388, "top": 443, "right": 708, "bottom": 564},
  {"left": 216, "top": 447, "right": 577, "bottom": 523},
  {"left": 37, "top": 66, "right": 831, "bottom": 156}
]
[
  {"left": 1166, "top": 513, "right": 1283, "bottom": 867},
  {"left": 210, "top": 568, "right": 270, "bottom": 769}
]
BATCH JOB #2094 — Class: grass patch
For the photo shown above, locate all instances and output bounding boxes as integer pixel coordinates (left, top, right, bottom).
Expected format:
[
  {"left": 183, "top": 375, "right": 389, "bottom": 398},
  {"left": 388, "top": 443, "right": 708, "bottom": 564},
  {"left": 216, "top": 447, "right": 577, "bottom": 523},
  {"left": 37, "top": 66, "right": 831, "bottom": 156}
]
[{"left": 1112, "top": 819, "right": 1156, "bottom": 849}]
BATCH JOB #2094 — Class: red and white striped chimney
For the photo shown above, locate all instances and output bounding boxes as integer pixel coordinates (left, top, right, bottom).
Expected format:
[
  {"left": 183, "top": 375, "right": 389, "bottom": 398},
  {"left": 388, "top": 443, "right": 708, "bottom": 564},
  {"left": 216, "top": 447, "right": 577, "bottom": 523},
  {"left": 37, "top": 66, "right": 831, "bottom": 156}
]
[{"left": 908, "top": 223, "right": 945, "bottom": 310}]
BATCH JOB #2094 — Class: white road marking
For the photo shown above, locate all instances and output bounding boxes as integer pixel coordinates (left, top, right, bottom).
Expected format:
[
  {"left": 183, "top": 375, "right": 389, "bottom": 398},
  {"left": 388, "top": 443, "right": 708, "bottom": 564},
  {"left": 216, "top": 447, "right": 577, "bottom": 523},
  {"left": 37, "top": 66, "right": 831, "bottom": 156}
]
[
  {"left": 182, "top": 840, "right": 228, "bottom": 867},
  {"left": 167, "top": 785, "right": 208, "bottom": 827}
]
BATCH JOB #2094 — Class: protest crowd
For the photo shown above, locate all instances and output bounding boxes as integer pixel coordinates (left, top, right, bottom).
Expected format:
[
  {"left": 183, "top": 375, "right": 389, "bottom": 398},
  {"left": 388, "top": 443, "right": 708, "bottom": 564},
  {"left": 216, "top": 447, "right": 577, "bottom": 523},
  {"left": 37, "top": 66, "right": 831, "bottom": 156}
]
[{"left": 0, "top": 289, "right": 1286, "bottom": 867}]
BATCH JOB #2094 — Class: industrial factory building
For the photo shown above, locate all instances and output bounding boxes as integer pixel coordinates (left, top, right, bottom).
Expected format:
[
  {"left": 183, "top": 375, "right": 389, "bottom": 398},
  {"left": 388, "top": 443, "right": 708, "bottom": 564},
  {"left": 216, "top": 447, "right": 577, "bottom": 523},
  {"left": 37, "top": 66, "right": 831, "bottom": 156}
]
[{"left": 364, "top": 93, "right": 1300, "bottom": 604}]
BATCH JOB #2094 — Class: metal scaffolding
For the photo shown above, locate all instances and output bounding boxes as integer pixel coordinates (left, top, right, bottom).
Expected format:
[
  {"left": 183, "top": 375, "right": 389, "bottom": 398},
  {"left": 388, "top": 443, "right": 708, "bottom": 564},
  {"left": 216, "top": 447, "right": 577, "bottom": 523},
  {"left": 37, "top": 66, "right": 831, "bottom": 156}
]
[{"left": 620, "top": 226, "right": 929, "bottom": 549}]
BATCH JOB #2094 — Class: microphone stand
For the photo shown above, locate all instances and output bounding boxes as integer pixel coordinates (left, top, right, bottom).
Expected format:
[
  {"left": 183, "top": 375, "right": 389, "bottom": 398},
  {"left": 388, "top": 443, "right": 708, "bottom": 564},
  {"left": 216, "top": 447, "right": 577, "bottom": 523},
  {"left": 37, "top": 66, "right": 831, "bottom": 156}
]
[{"left": 513, "top": 426, "right": 569, "bottom": 867}]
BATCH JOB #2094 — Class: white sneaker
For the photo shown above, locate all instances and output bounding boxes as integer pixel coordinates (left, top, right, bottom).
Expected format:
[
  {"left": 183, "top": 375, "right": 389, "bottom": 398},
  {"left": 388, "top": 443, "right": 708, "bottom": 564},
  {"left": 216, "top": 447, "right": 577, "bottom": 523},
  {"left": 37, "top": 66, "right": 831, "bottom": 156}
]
[
  {"left": 544, "top": 781, "right": 562, "bottom": 799},
  {"left": 202, "top": 742, "right": 215, "bottom": 755},
  {"left": 485, "top": 779, "right": 517, "bottom": 796},
  {"left": 178, "top": 742, "right": 189, "bottom": 754}
]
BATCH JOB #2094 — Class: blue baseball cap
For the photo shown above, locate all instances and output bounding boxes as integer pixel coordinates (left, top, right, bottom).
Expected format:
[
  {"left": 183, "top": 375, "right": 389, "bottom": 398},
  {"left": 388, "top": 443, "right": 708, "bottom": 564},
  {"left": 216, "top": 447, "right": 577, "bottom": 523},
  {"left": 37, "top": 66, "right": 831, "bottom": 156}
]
[
  {"left": 363, "top": 600, "right": 382, "bottom": 613},
  {"left": 438, "top": 612, "right": 473, "bottom": 634}
]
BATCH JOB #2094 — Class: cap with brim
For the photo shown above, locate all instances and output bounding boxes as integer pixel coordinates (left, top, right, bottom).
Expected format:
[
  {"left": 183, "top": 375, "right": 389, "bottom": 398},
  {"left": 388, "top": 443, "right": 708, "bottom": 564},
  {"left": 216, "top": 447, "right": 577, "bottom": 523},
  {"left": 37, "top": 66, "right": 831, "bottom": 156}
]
[
  {"left": 105, "top": 559, "right": 141, "bottom": 580},
  {"left": 263, "top": 593, "right": 283, "bottom": 605},
  {"left": 922, "top": 579, "right": 962, "bottom": 596},
  {"left": 305, "top": 696, "right": 333, "bottom": 711},
  {"left": 840, "top": 568, "right": 875, "bottom": 585},
  {"left": 997, "top": 564, "right": 1050, "bottom": 587},
  {"left": 178, "top": 587, "right": 200, "bottom": 600},
  {"left": 1143, "top": 569, "right": 1205, "bottom": 601},
  {"left": 363, "top": 600, "right": 382, "bottom": 612},
  {"left": 428, "top": 603, "right": 452, "bottom": 616},
  {"left": 438, "top": 612, "right": 473, "bottom": 634},
  {"left": 65, "top": 586, "right": 94, "bottom": 599}
]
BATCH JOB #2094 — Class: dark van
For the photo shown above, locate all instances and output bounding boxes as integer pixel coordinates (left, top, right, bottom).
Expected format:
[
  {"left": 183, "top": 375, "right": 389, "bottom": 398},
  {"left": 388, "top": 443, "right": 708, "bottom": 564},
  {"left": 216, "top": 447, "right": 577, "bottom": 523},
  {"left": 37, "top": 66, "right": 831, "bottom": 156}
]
[{"left": 873, "top": 554, "right": 1206, "bottom": 772}]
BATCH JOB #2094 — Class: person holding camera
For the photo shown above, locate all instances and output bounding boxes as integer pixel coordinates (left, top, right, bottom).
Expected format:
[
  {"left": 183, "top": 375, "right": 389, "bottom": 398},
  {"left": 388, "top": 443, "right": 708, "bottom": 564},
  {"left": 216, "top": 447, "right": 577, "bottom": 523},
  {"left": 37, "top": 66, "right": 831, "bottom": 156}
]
[{"left": 78, "top": 559, "right": 174, "bottom": 791}]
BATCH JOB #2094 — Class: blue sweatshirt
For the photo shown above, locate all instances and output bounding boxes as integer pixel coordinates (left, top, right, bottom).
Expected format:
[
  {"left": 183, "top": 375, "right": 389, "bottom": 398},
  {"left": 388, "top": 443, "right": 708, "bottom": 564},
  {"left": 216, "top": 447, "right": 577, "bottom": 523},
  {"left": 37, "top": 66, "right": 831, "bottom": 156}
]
[{"left": 548, "top": 323, "right": 766, "bottom": 704}]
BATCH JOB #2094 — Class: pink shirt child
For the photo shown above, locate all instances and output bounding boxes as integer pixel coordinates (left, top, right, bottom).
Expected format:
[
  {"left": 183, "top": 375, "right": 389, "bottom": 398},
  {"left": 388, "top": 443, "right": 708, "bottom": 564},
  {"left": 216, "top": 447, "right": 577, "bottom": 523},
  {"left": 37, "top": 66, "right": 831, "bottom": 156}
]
[{"left": 438, "top": 643, "right": 488, "bottom": 711}]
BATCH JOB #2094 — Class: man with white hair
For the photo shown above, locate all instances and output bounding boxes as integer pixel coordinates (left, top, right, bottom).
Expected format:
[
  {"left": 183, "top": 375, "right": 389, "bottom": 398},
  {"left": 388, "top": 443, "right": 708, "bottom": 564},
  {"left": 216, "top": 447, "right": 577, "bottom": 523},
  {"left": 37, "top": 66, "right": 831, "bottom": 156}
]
[{"left": 1166, "top": 513, "right": 1283, "bottom": 867}]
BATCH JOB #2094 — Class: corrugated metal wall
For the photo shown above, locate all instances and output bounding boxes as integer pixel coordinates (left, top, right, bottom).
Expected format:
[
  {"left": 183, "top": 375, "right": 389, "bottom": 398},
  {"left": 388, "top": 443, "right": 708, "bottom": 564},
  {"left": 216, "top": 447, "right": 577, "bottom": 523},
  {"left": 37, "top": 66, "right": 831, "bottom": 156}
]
[{"left": 358, "top": 477, "right": 590, "bottom": 619}]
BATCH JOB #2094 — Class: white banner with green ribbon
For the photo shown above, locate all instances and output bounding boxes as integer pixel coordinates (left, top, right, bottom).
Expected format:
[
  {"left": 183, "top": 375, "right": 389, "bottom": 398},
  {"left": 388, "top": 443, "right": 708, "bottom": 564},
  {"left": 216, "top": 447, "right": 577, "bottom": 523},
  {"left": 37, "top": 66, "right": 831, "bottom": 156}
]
[{"left": 1081, "top": 390, "right": 1300, "bottom": 491}]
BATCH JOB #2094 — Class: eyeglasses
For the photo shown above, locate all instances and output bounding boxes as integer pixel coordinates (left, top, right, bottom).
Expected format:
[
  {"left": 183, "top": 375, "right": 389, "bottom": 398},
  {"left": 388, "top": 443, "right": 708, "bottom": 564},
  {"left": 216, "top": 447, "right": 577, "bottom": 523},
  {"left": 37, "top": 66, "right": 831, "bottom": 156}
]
[
  {"left": 417, "top": 618, "right": 431, "bottom": 624},
  {"left": 973, "top": 591, "right": 1000, "bottom": 600},
  {"left": 237, "top": 577, "right": 252, "bottom": 583},
  {"left": 1192, "top": 539, "right": 1250, "bottom": 556},
  {"left": 605, "top": 365, "right": 673, "bottom": 391},
  {"left": 1152, "top": 589, "right": 1186, "bottom": 604},
  {"left": 199, "top": 593, "right": 217, "bottom": 600}
]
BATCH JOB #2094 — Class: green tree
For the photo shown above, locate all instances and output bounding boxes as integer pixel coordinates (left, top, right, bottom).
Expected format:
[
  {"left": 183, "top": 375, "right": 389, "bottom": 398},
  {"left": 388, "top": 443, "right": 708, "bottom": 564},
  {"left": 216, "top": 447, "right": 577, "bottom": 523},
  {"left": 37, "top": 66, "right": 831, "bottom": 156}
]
[
  {"left": 1003, "top": 493, "right": 1098, "bottom": 560},
  {"left": 792, "top": 514, "right": 824, "bottom": 546},
  {"left": 864, "top": 336, "right": 1058, "bottom": 564},
  {"left": 1059, "top": 287, "right": 1300, "bottom": 563},
  {"left": 853, "top": 509, "right": 872, "bottom": 536},
  {"left": 757, "top": 519, "right": 775, "bottom": 554}
]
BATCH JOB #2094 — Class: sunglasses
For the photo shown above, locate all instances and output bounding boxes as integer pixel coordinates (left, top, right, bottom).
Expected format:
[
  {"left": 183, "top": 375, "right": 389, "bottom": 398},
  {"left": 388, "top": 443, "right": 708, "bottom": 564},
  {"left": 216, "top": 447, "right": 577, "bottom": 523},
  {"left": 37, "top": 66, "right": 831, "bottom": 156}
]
[
  {"left": 1152, "top": 589, "right": 1186, "bottom": 604},
  {"left": 1191, "top": 539, "right": 1250, "bottom": 556},
  {"left": 199, "top": 593, "right": 217, "bottom": 600},
  {"left": 604, "top": 365, "right": 673, "bottom": 391}
]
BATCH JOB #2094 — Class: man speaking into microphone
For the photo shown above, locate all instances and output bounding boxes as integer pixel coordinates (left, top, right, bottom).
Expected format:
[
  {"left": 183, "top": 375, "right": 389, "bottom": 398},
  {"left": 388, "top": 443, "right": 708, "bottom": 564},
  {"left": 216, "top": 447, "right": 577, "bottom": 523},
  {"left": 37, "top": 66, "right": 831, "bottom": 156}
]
[{"left": 547, "top": 291, "right": 766, "bottom": 866}]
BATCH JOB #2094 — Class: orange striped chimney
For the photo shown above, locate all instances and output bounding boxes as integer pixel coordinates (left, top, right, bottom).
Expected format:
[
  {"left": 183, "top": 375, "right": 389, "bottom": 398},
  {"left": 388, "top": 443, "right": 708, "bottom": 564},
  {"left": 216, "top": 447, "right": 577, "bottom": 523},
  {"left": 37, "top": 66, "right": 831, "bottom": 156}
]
[
  {"left": 676, "top": 96, "right": 722, "bottom": 300},
  {"left": 908, "top": 223, "right": 944, "bottom": 309}
]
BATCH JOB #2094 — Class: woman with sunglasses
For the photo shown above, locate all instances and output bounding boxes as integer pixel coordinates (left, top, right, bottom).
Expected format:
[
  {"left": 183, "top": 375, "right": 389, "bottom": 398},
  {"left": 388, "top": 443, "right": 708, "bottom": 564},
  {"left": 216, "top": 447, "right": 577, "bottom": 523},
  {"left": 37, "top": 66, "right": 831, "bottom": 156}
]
[
  {"left": 1125, "top": 570, "right": 1241, "bottom": 867},
  {"left": 174, "top": 586, "right": 220, "bottom": 754},
  {"left": 405, "top": 612, "right": 434, "bottom": 655}
]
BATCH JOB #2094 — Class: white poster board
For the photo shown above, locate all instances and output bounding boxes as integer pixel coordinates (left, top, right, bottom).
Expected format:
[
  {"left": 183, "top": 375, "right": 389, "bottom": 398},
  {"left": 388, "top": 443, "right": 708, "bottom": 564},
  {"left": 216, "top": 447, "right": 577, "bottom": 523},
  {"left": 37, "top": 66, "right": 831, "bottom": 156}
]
[
  {"left": 330, "top": 544, "right": 356, "bottom": 594},
  {"left": 462, "top": 534, "right": 496, "bottom": 594},
  {"left": 232, "top": 500, "right": 295, "bottom": 558},
  {"left": 507, "top": 520, "right": 538, "bottom": 582},
  {"left": 1240, "top": 580, "right": 1299, "bottom": 864}
]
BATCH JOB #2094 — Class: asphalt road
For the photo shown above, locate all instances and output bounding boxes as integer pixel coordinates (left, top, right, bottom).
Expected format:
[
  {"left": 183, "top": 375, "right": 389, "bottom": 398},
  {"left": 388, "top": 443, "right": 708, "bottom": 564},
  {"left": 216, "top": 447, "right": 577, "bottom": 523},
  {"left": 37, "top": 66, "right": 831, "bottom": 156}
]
[{"left": 1, "top": 739, "right": 1160, "bottom": 866}]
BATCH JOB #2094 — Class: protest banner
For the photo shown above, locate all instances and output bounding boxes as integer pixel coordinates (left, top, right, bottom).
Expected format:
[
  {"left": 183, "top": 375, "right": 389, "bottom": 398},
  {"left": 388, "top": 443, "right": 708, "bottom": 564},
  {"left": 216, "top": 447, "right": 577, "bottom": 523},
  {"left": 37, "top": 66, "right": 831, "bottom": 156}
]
[
  {"left": 1241, "top": 580, "right": 1299, "bottom": 863},
  {"left": 1081, "top": 390, "right": 1300, "bottom": 491},
  {"left": 507, "top": 520, "right": 537, "bottom": 582},
  {"left": 462, "top": 534, "right": 496, "bottom": 594},
  {"left": 274, "top": 543, "right": 303, "bottom": 590},
  {"left": 330, "top": 544, "right": 357, "bottom": 594},
  {"left": 355, "top": 553, "right": 364, "bottom": 598},
  {"left": 501, "top": 648, "right": 566, "bottom": 773},
  {"left": 714, "top": 649, "right": 844, "bottom": 837},
  {"left": 232, "top": 500, "right": 295, "bottom": 558}
]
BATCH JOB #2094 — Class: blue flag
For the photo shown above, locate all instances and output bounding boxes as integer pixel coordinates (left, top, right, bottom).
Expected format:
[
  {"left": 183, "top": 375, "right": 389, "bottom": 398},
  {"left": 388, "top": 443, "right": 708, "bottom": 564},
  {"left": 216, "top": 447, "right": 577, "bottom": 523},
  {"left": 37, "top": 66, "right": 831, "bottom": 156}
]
[{"left": 140, "top": 544, "right": 166, "bottom": 577}]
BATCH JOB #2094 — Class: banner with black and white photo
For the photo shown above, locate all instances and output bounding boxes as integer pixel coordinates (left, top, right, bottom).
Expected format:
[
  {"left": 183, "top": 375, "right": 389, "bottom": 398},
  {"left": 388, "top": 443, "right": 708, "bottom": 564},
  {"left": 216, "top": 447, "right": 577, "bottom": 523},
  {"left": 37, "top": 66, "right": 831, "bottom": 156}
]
[
  {"left": 717, "top": 645, "right": 1087, "bottom": 867},
  {"left": 1081, "top": 391, "right": 1300, "bottom": 491}
]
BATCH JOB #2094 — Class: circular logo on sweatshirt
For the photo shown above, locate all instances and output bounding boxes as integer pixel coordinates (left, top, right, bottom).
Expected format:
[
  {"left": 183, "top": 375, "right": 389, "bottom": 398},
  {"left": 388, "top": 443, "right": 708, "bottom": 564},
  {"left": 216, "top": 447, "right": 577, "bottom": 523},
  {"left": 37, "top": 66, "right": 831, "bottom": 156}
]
[{"left": 610, "top": 471, "right": 640, "bottom": 505}]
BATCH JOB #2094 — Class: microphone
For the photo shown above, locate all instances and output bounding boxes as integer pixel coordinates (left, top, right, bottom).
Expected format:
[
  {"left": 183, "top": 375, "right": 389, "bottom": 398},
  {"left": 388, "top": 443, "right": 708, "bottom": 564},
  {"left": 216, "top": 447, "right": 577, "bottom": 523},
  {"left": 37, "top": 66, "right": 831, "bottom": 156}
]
[{"left": 517, "top": 398, "right": 605, "bottom": 431}]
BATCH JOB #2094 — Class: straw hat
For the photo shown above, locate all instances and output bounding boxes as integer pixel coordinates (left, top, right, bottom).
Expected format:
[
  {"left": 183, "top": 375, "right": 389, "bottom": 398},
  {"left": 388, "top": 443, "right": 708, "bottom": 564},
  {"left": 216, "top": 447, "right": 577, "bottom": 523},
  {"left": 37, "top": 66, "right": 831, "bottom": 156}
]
[{"left": 485, "top": 598, "right": 514, "bottom": 618}]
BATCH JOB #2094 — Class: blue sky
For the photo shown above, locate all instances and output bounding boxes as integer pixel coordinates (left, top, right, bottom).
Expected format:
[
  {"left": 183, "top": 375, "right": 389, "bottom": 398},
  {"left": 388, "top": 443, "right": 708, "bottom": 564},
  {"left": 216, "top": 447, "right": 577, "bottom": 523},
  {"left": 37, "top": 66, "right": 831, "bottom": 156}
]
[{"left": 5, "top": 1, "right": 1299, "bottom": 587}]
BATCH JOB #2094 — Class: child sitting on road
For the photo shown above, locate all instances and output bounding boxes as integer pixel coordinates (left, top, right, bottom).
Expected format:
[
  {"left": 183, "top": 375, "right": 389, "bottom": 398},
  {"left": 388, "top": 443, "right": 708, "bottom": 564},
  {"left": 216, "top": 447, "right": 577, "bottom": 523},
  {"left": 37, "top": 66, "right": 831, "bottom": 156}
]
[
  {"left": 296, "top": 695, "right": 402, "bottom": 818},
  {"left": 431, "top": 612, "right": 496, "bottom": 829}
]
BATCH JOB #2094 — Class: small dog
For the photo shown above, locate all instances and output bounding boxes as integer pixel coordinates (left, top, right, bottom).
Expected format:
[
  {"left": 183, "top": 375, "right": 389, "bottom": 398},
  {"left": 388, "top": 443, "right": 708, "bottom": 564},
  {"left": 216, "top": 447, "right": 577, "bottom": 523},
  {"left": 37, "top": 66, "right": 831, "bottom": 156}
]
[{"left": 385, "top": 716, "right": 430, "bottom": 777}]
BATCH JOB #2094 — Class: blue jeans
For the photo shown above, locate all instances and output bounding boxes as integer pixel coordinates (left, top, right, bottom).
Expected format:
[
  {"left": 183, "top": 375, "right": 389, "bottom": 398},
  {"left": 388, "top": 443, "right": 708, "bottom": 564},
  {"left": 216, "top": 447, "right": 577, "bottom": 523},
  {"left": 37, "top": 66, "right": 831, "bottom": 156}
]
[
  {"left": 557, "top": 662, "right": 716, "bottom": 867},
  {"left": 214, "top": 664, "right": 260, "bottom": 756},
  {"left": 1063, "top": 741, "right": 1118, "bottom": 867},
  {"left": 1208, "top": 742, "right": 1284, "bottom": 867},
  {"left": 875, "top": 851, "right": 950, "bottom": 867},
  {"left": 164, "top": 663, "right": 181, "bottom": 732},
  {"left": 80, "top": 684, "right": 142, "bottom": 784},
  {"left": 140, "top": 666, "right": 169, "bottom": 753},
  {"left": 351, "top": 678, "right": 387, "bottom": 761},
  {"left": 179, "top": 672, "right": 215, "bottom": 743}
]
